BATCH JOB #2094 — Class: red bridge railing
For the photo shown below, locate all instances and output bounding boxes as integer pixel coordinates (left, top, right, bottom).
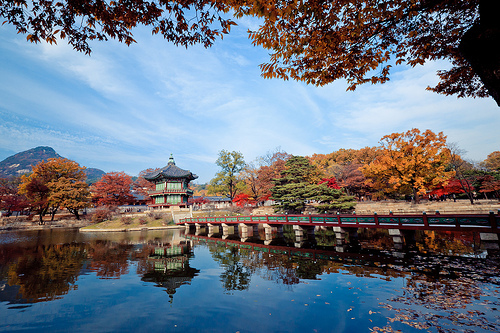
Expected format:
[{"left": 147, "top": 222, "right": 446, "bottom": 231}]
[{"left": 179, "top": 212, "right": 500, "bottom": 232}]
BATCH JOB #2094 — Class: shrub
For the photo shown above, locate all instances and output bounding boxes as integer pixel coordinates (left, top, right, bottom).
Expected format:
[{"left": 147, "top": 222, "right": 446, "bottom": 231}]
[
  {"left": 91, "top": 206, "right": 113, "bottom": 223},
  {"left": 138, "top": 216, "right": 147, "bottom": 225},
  {"left": 121, "top": 216, "right": 133, "bottom": 225},
  {"left": 147, "top": 211, "right": 166, "bottom": 220}
]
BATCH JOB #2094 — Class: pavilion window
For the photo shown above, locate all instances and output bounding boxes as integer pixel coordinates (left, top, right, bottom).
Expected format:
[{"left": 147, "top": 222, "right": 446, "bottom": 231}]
[
  {"left": 167, "top": 182, "right": 181, "bottom": 190},
  {"left": 155, "top": 196, "right": 164, "bottom": 204},
  {"left": 156, "top": 182, "right": 166, "bottom": 191}
]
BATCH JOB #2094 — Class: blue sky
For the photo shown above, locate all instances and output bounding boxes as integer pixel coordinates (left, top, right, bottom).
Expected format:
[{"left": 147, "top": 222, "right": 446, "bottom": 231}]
[{"left": 1, "top": 17, "right": 499, "bottom": 183}]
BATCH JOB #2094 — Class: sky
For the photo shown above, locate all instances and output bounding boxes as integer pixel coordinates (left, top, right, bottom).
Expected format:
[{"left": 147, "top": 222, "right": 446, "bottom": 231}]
[{"left": 0, "top": 16, "right": 499, "bottom": 184}]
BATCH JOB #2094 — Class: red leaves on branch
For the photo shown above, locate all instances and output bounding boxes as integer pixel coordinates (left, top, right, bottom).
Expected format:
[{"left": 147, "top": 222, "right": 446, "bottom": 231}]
[{"left": 91, "top": 172, "right": 134, "bottom": 206}]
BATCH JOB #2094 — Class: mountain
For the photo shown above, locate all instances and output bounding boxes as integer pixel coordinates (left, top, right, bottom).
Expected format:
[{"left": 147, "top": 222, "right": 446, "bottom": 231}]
[
  {"left": 0, "top": 146, "right": 62, "bottom": 177},
  {"left": 0, "top": 146, "right": 106, "bottom": 183},
  {"left": 84, "top": 168, "right": 106, "bottom": 184}
]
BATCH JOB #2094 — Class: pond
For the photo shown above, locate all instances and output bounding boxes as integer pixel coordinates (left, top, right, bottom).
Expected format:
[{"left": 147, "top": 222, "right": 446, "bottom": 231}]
[{"left": 0, "top": 228, "right": 499, "bottom": 332}]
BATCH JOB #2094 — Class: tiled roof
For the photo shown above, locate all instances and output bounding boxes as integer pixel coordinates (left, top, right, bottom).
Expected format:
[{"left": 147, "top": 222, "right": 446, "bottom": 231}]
[{"left": 144, "top": 155, "right": 198, "bottom": 181}]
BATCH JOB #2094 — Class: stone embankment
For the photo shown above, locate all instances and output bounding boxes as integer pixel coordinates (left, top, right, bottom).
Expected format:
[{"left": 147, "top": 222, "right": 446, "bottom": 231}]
[
  {"left": 0, "top": 218, "right": 92, "bottom": 232},
  {"left": 354, "top": 199, "right": 500, "bottom": 215},
  {"left": 250, "top": 199, "right": 500, "bottom": 215}
]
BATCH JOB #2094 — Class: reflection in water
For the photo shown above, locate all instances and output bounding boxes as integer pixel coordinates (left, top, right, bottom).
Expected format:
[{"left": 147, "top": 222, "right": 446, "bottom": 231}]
[
  {"left": 0, "top": 228, "right": 499, "bottom": 332},
  {"left": 6, "top": 244, "right": 86, "bottom": 303}
]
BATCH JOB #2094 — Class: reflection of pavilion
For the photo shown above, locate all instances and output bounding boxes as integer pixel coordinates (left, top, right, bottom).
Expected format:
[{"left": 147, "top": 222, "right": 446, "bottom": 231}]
[{"left": 141, "top": 244, "right": 199, "bottom": 303}]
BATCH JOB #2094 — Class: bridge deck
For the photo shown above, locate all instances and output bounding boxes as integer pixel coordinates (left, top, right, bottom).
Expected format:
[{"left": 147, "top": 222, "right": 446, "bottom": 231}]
[{"left": 179, "top": 212, "right": 500, "bottom": 233}]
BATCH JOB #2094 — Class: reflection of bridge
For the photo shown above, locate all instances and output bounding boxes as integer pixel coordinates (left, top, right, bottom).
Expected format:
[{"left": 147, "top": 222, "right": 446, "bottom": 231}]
[{"left": 180, "top": 212, "right": 500, "bottom": 251}]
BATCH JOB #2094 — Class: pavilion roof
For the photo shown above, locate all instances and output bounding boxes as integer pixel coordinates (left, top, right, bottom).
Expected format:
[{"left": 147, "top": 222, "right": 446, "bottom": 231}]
[{"left": 144, "top": 155, "right": 198, "bottom": 182}]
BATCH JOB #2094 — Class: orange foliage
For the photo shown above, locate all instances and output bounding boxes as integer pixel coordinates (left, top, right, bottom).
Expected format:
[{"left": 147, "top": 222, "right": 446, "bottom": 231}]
[{"left": 362, "top": 129, "right": 454, "bottom": 201}]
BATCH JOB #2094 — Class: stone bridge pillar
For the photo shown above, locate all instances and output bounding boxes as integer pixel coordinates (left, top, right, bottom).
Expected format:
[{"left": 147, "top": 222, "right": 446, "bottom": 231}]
[
  {"left": 207, "top": 223, "right": 220, "bottom": 237},
  {"left": 195, "top": 223, "right": 204, "bottom": 235},
  {"left": 389, "top": 229, "right": 416, "bottom": 251},
  {"left": 263, "top": 224, "right": 284, "bottom": 245},
  {"left": 222, "top": 223, "right": 238, "bottom": 239},
  {"left": 480, "top": 233, "right": 500, "bottom": 252},
  {"left": 333, "top": 227, "right": 359, "bottom": 252},
  {"left": 239, "top": 223, "right": 257, "bottom": 242},
  {"left": 293, "top": 225, "right": 316, "bottom": 248}
]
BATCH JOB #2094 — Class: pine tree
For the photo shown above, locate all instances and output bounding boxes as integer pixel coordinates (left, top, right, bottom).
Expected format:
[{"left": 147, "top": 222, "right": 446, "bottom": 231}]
[{"left": 271, "top": 156, "right": 355, "bottom": 213}]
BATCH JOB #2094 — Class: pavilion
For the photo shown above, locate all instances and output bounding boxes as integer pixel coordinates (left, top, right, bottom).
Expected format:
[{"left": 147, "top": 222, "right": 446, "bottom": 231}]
[{"left": 144, "top": 154, "right": 198, "bottom": 209}]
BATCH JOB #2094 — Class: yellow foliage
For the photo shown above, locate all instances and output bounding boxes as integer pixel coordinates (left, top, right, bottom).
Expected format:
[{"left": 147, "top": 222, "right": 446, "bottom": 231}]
[{"left": 361, "top": 129, "right": 454, "bottom": 200}]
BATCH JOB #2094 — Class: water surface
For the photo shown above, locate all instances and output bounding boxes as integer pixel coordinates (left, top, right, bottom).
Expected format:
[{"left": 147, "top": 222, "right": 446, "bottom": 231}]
[{"left": 1, "top": 228, "right": 499, "bottom": 332}]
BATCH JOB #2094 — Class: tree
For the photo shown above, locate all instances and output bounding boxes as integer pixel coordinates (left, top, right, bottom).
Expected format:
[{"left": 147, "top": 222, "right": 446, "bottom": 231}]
[
  {"left": 50, "top": 177, "right": 91, "bottom": 219},
  {"left": 479, "top": 174, "right": 500, "bottom": 198},
  {"left": 271, "top": 156, "right": 355, "bottom": 213},
  {"left": 0, "top": 176, "right": 29, "bottom": 216},
  {"left": 91, "top": 172, "right": 134, "bottom": 206},
  {"left": 256, "top": 150, "right": 292, "bottom": 201},
  {"left": 362, "top": 129, "right": 454, "bottom": 203},
  {"left": 18, "top": 158, "right": 90, "bottom": 223},
  {"left": 231, "top": 0, "right": 500, "bottom": 105},
  {"left": 481, "top": 151, "right": 500, "bottom": 171},
  {"left": 7, "top": 2, "right": 500, "bottom": 105},
  {"left": 133, "top": 168, "right": 160, "bottom": 199},
  {"left": 446, "top": 143, "right": 477, "bottom": 204},
  {"left": 0, "top": 0, "right": 235, "bottom": 55},
  {"left": 208, "top": 150, "right": 245, "bottom": 202}
]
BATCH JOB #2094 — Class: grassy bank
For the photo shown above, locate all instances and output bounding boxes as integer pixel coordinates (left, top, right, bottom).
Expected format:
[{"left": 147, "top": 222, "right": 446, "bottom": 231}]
[{"left": 81, "top": 212, "right": 176, "bottom": 231}]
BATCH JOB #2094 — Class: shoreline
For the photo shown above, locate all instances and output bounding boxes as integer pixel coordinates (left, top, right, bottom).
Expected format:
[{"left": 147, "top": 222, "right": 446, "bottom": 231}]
[{"left": 79, "top": 225, "right": 182, "bottom": 232}]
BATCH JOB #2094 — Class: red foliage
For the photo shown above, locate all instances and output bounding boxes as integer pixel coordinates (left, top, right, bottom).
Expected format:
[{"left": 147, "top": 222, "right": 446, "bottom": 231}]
[
  {"left": 319, "top": 177, "right": 340, "bottom": 189},
  {"left": 430, "top": 178, "right": 466, "bottom": 196},
  {"left": 233, "top": 193, "right": 256, "bottom": 207},
  {"left": 91, "top": 172, "right": 134, "bottom": 206}
]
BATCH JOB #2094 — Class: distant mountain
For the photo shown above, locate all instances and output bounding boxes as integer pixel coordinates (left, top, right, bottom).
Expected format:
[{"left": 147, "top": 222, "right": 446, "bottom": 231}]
[
  {"left": 84, "top": 168, "right": 106, "bottom": 185},
  {"left": 0, "top": 146, "right": 62, "bottom": 177},
  {"left": 0, "top": 146, "right": 106, "bottom": 184}
]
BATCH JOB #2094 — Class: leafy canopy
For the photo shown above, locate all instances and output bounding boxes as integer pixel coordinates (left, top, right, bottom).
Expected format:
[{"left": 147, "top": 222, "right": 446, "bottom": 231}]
[
  {"left": 3, "top": 1, "right": 500, "bottom": 104},
  {"left": 91, "top": 171, "right": 134, "bottom": 206},
  {"left": 18, "top": 158, "right": 90, "bottom": 222},
  {"left": 362, "top": 129, "right": 454, "bottom": 201},
  {"left": 208, "top": 150, "right": 245, "bottom": 201}
]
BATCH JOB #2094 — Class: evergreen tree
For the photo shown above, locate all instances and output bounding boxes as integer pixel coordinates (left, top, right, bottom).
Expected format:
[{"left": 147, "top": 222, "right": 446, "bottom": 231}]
[{"left": 271, "top": 156, "right": 355, "bottom": 214}]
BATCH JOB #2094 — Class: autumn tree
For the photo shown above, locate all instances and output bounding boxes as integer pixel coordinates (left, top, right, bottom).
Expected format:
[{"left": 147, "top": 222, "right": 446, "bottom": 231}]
[
  {"left": 256, "top": 149, "right": 292, "bottom": 201},
  {"left": 0, "top": 0, "right": 235, "bottom": 55},
  {"left": 133, "top": 168, "right": 161, "bottom": 199},
  {"left": 231, "top": 0, "right": 500, "bottom": 106},
  {"left": 0, "top": 176, "right": 29, "bottom": 216},
  {"left": 362, "top": 129, "right": 454, "bottom": 203},
  {"left": 446, "top": 143, "right": 478, "bottom": 204},
  {"left": 309, "top": 147, "right": 380, "bottom": 200},
  {"left": 19, "top": 158, "right": 91, "bottom": 223},
  {"left": 481, "top": 151, "right": 500, "bottom": 171},
  {"left": 208, "top": 150, "right": 245, "bottom": 202},
  {"left": 91, "top": 172, "right": 134, "bottom": 207},
  {"left": 5, "top": 1, "right": 500, "bottom": 105}
]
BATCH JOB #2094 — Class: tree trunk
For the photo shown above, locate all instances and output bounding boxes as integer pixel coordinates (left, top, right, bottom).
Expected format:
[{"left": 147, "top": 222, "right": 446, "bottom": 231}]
[
  {"left": 412, "top": 188, "right": 419, "bottom": 204},
  {"left": 460, "top": 0, "right": 500, "bottom": 106},
  {"left": 51, "top": 208, "right": 57, "bottom": 221},
  {"left": 39, "top": 213, "right": 44, "bottom": 225}
]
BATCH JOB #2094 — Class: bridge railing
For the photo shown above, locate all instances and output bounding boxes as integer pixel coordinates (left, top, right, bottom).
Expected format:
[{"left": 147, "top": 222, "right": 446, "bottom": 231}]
[{"left": 179, "top": 212, "right": 500, "bottom": 232}]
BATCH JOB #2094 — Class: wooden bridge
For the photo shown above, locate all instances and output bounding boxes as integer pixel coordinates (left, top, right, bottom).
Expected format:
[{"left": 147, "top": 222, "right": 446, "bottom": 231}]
[{"left": 179, "top": 212, "right": 500, "bottom": 251}]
